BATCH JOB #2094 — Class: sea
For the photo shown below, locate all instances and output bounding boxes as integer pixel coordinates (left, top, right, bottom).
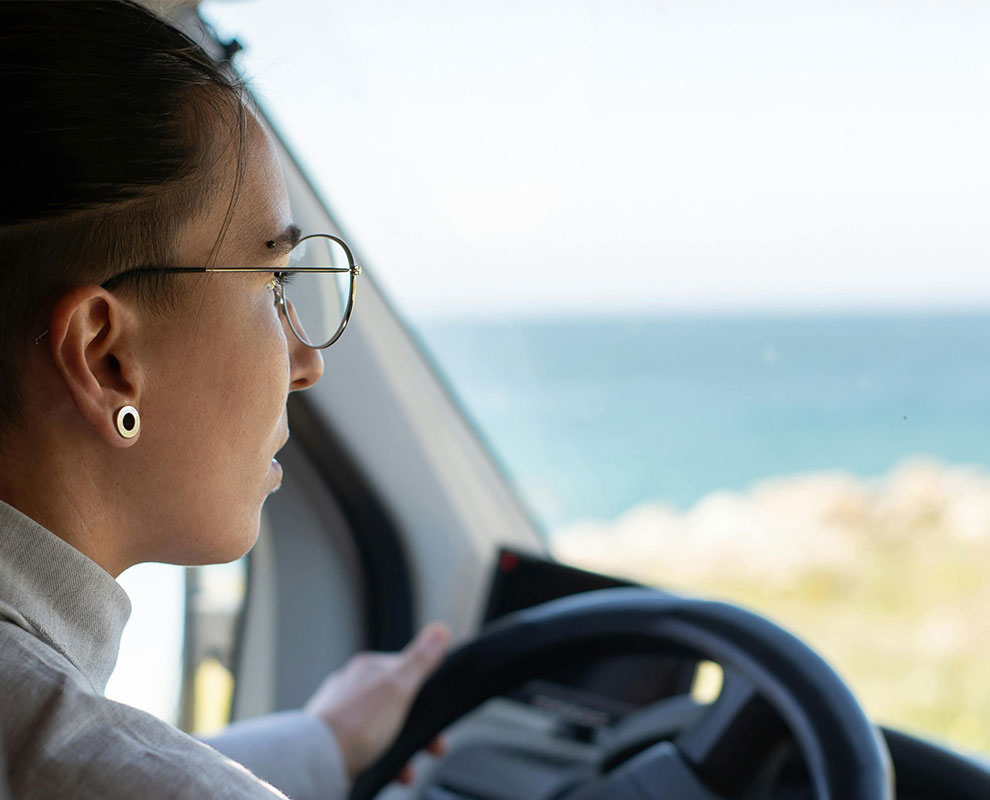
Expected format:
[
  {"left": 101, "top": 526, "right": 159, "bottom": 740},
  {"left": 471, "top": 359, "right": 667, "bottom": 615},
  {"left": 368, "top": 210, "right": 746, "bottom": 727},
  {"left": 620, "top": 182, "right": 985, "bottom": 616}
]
[{"left": 416, "top": 310, "right": 990, "bottom": 532}]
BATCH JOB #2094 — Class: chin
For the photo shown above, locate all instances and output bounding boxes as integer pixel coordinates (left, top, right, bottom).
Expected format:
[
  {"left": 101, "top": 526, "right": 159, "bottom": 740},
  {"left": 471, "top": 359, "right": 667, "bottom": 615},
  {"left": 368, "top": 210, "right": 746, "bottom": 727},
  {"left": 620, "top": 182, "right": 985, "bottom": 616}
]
[
  {"left": 172, "top": 514, "right": 263, "bottom": 567},
  {"left": 216, "top": 521, "right": 263, "bottom": 564}
]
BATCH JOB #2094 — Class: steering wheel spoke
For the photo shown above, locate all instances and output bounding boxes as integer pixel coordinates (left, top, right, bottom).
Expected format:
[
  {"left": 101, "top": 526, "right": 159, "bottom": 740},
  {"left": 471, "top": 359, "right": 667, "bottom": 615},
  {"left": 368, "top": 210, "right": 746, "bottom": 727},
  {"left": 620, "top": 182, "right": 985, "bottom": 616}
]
[
  {"left": 675, "top": 669, "right": 788, "bottom": 794},
  {"left": 565, "top": 741, "right": 728, "bottom": 800}
]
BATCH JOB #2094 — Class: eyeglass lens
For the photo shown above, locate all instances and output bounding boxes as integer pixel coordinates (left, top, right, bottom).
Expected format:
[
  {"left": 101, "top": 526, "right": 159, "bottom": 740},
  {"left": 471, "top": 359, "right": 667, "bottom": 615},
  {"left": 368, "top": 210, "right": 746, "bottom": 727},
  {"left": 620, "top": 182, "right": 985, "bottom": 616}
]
[{"left": 282, "top": 235, "right": 353, "bottom": 348}]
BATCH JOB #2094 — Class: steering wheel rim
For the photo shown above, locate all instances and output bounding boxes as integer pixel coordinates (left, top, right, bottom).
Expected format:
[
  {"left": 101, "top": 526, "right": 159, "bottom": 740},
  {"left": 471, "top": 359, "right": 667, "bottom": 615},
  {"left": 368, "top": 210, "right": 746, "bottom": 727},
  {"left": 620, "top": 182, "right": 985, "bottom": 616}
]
[{"left": 350, "top": 587, "right": 893, "bottom": 800}]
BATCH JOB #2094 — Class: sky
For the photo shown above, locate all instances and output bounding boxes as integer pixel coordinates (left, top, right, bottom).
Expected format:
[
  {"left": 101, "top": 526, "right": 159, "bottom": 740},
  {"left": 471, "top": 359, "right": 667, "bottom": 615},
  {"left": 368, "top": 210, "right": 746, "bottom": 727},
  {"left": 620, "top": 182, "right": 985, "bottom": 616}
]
[{"left": 203, "top": 0, "right": 990, "bottom": 319}]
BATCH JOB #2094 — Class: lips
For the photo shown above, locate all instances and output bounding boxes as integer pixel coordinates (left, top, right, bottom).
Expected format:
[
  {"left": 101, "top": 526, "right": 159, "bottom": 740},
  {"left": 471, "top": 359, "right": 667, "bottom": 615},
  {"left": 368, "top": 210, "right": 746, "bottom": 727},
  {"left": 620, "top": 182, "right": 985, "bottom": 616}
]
[{"left": 268, "top": 421, "right": 290, "bottom": 484}]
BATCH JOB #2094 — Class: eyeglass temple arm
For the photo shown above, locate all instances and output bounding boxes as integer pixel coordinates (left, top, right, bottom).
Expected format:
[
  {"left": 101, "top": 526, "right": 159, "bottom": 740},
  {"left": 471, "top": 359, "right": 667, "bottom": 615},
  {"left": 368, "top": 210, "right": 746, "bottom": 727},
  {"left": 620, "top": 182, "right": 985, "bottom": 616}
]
[
  {"left": 39, "top": 265, "right": 362, "bottom": 346},
  {"left": 205, "top": 266, "right": 362, "bottom": 275}
]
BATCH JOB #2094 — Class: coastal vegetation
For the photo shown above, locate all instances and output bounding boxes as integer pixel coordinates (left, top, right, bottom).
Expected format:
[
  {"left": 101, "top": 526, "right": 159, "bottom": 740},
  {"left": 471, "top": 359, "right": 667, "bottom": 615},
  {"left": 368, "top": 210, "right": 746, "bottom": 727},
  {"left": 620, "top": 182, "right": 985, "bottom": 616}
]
[{"left": 551, "top": 457, "right": 990, "bottom": 755}]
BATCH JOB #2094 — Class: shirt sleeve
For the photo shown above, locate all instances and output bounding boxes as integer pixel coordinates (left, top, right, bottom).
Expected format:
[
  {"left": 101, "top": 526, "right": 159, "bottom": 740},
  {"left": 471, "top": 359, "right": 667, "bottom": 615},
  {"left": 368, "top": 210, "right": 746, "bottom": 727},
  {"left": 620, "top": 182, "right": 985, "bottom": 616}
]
[{"left": 203, "top": 711, "right": 350, "bottom": 800}]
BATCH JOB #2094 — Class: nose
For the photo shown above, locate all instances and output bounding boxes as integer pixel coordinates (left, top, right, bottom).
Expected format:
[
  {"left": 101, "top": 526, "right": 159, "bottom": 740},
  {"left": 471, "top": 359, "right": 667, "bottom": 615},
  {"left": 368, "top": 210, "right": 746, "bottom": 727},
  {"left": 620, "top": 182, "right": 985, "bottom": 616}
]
[{"left": 283, "top": 299, "right": 324, "bottom": 391}]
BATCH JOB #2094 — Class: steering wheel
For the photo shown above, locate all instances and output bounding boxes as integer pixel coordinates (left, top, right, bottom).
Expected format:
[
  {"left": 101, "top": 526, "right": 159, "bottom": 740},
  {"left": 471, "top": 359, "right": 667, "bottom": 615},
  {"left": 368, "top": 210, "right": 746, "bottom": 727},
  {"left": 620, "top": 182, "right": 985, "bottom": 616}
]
[{"left": 350, "top": 588, "right": 893, "bottom": 800}]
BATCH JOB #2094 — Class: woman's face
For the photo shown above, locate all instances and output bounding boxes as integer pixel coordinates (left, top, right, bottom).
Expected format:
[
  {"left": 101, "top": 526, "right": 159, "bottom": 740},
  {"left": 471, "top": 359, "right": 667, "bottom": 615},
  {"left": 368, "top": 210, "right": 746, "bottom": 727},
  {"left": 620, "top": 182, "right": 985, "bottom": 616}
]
[{"left": 119, "top": 113, "right": 324, "bottom": 569}]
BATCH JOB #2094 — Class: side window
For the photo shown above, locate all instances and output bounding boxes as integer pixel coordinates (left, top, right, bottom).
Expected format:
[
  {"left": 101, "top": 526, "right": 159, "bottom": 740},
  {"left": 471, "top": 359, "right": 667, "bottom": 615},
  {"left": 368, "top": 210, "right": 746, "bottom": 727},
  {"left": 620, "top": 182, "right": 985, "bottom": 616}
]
[
  {"left": 419, "top": 316, "right": 990, "bottom": 755},
  {"left": 180, "top": 560, "right": 247, "bottom": 734},
  {"left": 107, "top": 560, "right": 246, "bottom": 735},
  {"left": 106, "top": 563, "right": 185, "bottom": 726}
]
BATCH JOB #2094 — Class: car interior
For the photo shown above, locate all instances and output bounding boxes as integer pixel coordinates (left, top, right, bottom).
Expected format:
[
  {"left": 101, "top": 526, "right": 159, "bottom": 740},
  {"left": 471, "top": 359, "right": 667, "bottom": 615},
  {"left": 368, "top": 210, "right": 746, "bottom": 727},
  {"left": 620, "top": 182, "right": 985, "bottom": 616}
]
[{"left": 75, "top": 2, "right": 990, "bottom": 799}]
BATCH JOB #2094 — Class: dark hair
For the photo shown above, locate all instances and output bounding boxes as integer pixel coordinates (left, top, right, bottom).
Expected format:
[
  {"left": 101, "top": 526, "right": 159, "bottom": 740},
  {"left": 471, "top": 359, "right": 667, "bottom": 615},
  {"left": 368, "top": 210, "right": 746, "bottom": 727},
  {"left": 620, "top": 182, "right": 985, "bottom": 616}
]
[{"left": 0, "top": 0, "right": 247, "bottom": 432}]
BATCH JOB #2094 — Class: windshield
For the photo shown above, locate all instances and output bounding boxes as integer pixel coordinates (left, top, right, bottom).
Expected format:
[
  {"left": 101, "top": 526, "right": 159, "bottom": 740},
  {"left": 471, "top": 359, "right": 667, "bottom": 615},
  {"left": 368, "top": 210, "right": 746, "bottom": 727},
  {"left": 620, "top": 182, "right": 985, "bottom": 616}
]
[{"left": 203, "top": 0, "right": 990, "bottom": 755}]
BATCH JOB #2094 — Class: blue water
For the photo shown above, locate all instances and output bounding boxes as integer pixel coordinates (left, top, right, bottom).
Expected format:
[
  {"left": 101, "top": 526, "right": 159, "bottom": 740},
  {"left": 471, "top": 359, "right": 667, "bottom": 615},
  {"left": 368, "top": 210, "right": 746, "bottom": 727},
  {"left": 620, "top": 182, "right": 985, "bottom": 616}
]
[{"left": 416, "top": 312, "right": 990, "bottom": 531}]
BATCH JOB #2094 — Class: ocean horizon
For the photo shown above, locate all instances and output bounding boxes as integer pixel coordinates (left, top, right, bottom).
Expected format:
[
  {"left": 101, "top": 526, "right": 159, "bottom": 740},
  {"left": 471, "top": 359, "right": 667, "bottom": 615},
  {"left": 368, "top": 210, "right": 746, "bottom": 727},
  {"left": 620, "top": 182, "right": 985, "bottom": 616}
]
[{"left": 417, "top": 309, "right": 990, "bottom": 530}]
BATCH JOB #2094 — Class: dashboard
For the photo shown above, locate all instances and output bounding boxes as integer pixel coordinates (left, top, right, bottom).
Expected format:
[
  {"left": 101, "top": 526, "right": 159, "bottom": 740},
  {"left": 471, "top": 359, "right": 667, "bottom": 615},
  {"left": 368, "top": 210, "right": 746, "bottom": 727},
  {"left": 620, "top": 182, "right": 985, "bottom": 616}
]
[
  {"left": 388, "top": 549, "right": 990, "bottom": 800},
  {"left": 481, "top": 549, "right": 698, "bottom": 728},
  {"left": 404, "top": 551, "right": 720, "bottom": 800}
]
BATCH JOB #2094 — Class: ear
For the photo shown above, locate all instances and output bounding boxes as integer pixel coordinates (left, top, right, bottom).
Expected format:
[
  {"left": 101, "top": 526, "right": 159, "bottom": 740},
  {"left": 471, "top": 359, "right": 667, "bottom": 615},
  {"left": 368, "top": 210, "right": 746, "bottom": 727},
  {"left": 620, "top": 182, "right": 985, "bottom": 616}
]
[{"left": 47, "top": 286, "right": 144, "bottom": 448}]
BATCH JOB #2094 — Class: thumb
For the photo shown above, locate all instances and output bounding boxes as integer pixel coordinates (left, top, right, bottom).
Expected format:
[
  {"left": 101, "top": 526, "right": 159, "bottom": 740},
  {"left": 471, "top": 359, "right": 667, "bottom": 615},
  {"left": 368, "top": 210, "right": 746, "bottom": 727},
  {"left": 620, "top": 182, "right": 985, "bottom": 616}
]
[{"left": 400, "top": 621, "right": 452, "bottom": 686}]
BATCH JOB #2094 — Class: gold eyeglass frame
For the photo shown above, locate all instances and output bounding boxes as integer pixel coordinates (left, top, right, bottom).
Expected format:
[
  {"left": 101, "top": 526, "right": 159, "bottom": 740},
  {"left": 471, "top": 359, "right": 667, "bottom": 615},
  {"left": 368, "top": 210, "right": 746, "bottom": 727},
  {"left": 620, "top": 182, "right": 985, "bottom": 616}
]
[{"left": 42, "top": 233, "right": 362, "bottom": 350}]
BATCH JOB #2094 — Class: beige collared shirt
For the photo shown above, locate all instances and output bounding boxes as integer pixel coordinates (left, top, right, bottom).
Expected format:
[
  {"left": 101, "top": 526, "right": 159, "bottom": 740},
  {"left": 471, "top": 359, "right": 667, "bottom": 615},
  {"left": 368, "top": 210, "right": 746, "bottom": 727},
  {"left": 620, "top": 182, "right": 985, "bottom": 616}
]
[{"left": 0, "top": 500, "right": 348, "bottom": 799}]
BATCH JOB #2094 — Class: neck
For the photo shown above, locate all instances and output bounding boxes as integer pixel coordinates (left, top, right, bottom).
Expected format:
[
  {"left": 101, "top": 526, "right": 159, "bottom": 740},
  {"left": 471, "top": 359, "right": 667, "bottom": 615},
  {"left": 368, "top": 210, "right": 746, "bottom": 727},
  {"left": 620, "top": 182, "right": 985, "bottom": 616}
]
[{"left": 0, "top": 422, "right": 132, "bottom": 577}]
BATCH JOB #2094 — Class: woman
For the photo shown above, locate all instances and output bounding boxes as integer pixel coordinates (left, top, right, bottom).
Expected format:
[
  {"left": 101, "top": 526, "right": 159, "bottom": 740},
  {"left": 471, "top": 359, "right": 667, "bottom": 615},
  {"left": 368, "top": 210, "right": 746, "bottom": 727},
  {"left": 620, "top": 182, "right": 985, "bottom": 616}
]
[{"left": 0, "top": 2, "right": 449, "bottom": 798}]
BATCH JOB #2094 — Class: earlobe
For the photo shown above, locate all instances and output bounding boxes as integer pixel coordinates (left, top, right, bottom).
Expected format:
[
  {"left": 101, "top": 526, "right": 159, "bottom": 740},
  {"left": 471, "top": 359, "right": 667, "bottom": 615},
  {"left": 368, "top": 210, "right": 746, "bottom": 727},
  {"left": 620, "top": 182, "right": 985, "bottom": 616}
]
[{"left": 47, "top": 287, "right": 143, "bottom": 448}]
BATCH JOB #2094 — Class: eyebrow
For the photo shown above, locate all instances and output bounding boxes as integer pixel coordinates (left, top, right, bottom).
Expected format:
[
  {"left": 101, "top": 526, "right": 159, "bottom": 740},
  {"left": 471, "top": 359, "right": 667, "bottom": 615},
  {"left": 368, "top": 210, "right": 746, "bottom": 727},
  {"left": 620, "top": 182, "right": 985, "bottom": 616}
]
[{"left": 266, "top": 223, "right": 303, "bottom": 255}]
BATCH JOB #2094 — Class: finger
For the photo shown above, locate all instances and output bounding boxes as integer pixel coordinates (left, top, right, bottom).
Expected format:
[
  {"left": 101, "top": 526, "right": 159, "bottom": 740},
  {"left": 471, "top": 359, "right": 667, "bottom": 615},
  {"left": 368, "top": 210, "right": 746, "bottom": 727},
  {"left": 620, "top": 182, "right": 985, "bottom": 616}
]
[
  {"left": 395, "top": 763, "right": 415, "bottom": 785},
  {"left": 426, "top": 734, "right": 448, "bottom": 756},
  {"left": 400, "top": 621, "right": 452, "bottom": 681}
]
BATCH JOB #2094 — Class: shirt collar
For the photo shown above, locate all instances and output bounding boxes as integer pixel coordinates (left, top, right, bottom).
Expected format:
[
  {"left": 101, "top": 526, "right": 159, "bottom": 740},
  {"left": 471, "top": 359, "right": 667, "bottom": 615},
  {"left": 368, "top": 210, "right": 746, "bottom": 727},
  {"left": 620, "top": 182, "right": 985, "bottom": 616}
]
[{"left": 0, "top": 500, "right": 131, "bottom": 693}]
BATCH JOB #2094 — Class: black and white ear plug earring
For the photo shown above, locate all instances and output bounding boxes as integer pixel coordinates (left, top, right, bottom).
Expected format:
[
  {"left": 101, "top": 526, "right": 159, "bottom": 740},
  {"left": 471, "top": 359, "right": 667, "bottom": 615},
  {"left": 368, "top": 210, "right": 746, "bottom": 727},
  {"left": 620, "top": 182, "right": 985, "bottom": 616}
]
[{"left": 114, "top": 406, "right": 140, "bottom": 439}]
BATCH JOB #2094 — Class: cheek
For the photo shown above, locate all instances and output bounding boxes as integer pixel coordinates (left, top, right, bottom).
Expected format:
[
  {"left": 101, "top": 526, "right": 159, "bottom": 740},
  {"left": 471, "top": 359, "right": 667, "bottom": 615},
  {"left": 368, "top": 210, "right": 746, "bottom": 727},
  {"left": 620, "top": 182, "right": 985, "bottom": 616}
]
[
  {"left": 162, "top": 286, "right": 289, "bottom": 403},
  {"left": 241, "top": 298, "right": 292, "bottom": 420},
  {"left": 187, "top": 296, "right": 291, "bottom": 450},
  {"left": 262, "top": 298, "right": 293, "bottom": 393}
]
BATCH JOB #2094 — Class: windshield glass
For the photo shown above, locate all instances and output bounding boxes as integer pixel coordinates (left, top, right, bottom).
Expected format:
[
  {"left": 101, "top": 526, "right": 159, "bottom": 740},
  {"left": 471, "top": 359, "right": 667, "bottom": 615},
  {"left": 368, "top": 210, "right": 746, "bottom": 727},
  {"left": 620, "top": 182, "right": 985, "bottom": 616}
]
[{"left": 204, "top": 0, "right": 990, "bottom": 755}]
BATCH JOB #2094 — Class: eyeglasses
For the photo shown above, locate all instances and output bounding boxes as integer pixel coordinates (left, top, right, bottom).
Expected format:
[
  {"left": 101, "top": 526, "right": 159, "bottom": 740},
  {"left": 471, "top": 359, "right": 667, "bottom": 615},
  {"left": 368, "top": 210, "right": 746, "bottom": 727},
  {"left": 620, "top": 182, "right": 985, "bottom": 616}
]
[{"left": 41, "top": 233, "right": 361, "bottom": 350}]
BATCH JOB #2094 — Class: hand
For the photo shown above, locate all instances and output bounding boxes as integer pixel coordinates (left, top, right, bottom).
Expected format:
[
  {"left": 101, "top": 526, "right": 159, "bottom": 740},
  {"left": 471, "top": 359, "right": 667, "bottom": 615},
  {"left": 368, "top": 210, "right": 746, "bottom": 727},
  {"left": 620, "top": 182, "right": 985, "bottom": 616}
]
[{"left": 304, "top": 622, "right": 452, "bottom": 784}]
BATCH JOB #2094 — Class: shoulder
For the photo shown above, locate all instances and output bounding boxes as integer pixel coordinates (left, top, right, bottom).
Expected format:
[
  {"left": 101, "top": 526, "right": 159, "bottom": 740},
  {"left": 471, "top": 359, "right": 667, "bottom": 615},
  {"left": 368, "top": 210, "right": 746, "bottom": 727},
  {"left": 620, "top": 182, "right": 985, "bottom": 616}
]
[
  {"left": 0, "top": 622, "right": 285, "bottom": 800},
  {"left": 0, "top": 620, "right": 88, "bottom": 713}
]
